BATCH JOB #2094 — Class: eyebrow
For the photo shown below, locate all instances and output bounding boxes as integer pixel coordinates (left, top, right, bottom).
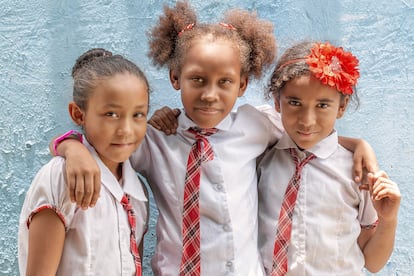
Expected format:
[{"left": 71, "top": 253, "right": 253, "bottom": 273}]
[
  {"left": 103, "top": 103, "right": 148, "bottom": 109},
  {"left": 285, "top": 96, "right": 336, "bottom": 102}
]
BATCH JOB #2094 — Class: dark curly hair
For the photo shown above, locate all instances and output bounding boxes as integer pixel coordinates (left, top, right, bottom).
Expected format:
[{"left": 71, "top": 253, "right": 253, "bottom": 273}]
[
  {"left": 147, "top": 0, "right": 277, "bottom": 80},
  {"left": 72, "top": 48, "right": 150, "bottom": 109}
]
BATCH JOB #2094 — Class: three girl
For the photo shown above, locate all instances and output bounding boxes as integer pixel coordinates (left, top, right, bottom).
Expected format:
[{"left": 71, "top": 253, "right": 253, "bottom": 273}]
[{"left": 47, "top": 2, "right": 383, "bottom": 276}]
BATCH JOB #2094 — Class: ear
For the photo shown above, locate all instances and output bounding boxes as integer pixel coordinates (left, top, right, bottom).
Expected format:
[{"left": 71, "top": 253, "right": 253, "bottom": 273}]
[
  {"left": 274, "top": 95, "right": 281, "bottom": 113},
  {"left": 169, "top": 69, "right": 180, "bottom": 90},
  {"left": 336, "top": 95, "right": 350, "bottom": 119},
  {"left": 237, "top": 75, "right": 249, "bottom": 97},
  {"left": 68, "top": 102, "right": 85, "bottom": 126}
]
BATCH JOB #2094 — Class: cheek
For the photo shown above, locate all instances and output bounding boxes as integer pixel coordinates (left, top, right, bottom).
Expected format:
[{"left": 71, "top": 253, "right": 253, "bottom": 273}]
[{"left": 134, "top": 122, "right": 147, "bottom": 139}]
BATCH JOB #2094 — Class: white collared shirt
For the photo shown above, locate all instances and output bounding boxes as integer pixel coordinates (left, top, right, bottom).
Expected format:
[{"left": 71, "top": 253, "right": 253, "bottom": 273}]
[
  {"left": 18, "top": 139, "right": 148, "bottom": 276},
  {"left": 130, "top": 104, "right": 283, "bottom": 276},
  {"left": 257, "top": 130, "right": 378, "bottom": 276}
]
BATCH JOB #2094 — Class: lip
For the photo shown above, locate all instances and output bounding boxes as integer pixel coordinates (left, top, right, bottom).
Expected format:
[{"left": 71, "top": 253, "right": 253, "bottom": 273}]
[
  {"left": 297, "top": 130, "right": 315, "bottom": 137},
  {"left": 111, "top": 142, "right": 136, "bottom": 147},
  {"left": 196, "top": 106, "right": 221, "bottom": 114}
]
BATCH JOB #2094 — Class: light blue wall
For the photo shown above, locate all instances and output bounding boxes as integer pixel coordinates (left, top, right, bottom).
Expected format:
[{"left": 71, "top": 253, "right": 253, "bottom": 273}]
[{"left": 1, "top": 0, "right": 413, "bottom": 275}]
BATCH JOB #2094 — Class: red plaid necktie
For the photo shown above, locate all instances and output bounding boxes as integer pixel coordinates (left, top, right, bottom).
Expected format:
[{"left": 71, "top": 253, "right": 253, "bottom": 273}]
[
  {"left": 180, "top": 127, "right": 217, "bottom": 276},
  {"left": 121, "top": 194, "right": 142, "bottom": 276},
  {"left": 271, "top": 148, "right": 316, "bottom": 276}
]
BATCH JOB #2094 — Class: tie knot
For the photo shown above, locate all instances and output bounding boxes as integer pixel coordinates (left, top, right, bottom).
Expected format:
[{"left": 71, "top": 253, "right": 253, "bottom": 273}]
[
  {"left": 188, "top": 127, "right": 218, "bottom": 137},
  {"left": 288, "top": 148, "right": 316, "bottom": 168},
  {"left": 121, "top": 194, "right": 133, "bottom": 211}
]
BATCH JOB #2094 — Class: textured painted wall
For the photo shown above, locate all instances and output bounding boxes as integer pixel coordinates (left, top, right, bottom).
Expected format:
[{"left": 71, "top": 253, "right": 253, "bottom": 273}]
[{"left": 1, "top": 0, "right": 413, "bottom": 275}]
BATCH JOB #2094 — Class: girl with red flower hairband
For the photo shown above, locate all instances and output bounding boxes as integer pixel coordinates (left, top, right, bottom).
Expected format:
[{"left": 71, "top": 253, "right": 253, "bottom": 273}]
[{"left": 258, "top": 41, "right": 401, "bottom": 275}]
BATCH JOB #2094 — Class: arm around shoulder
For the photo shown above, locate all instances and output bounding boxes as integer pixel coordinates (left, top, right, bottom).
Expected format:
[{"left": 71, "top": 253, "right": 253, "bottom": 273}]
[{"left": 50, "top": 133, "right": 101, "bottom": 209}]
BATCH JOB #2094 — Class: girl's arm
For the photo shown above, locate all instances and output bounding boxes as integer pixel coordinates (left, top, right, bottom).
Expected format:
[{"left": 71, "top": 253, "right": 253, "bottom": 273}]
[
  {"left": 48, "top": 107, "right": 179, "bottom": 208},
  {"left": 148, "top": 106, "right": 180, "bottom": 135},
  {"left": 26, "top": 209, "right": 65, "bottom": 276},
  {"left": 338, "top": 137, "right": 378, "bottom": 184},
  {"left": 49, "top": 137, "right": 101, "bottom": 209},
  {"left": 357, "top": 171, "right": 401, "bottom": 273}
]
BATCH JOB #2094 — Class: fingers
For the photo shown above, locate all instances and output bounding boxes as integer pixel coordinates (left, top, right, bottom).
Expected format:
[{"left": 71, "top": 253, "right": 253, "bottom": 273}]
[
  {"left": 74, "top": 175, "right": 86, "bottom": 209},
  {"left": 148, "top": 107, "right": 180, "bottom": 135},
  {"left": 65, "top": 166, "right": 100, "bottom": 210},
  {"left": 89, "top": 174, "right": 101, "bottom": 208},
  {"left": 353, "top": 154, "right": 363, "bottom": 183},
  {"left": 369, "top": 171, "right": 401, "bottom": 201},
  {"left": 67, "top": 172, "right": 77, "bottom": 204},
  {"left": 81, "top": 173, "right": 95, "bottom": 209}
]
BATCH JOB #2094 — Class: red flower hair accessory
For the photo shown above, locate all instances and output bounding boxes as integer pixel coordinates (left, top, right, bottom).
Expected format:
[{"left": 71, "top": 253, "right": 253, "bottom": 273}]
[{"left": 305, "top": 42, "right": 360, "bottom": 95}]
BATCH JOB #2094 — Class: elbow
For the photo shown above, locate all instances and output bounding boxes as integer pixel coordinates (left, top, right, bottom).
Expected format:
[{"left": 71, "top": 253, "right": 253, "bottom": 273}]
[{"left": 365, "top": 262, "right": 387, "bottom": 274}]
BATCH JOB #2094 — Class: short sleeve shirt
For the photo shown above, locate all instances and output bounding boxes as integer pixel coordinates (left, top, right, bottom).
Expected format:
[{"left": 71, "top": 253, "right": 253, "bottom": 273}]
[
  {"left": 130, "top": 104, "right": 283, "bottom": 276},
  {"left": 257, "top": 131, "right": 378, "bottom": 275},
  {"left": 18, "top": 139, "right": 148, "bottom": 276}
]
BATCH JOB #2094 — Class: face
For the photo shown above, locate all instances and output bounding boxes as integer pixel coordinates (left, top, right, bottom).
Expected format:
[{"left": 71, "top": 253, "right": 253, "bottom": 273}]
[
  {"left": 171, "top": 37, "right": 248, "bottom": 128},
  {"left": 70, "top": 73, "right": 149, "bottom": 177},
  {"left": 275, "top": 75, "right": 349, "bottom": 150}
]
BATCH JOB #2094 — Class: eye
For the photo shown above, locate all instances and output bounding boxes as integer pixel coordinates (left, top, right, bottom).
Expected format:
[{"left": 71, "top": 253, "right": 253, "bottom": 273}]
[
  {"left": 288, "top": 100, "right": 301, "bottom": 106},
  {"left": 220, "top": 79, "right": 232, "bottom": 85},
  {"left": 191, "top": 77, "right": 203, "bottom": 83},
  {"left": 105, "top": 112, "right": 119, "bottom": 118},
  {"left": 317, "top": 103, "right": 329, "bottom": 109},
  {"left": 134, "top": 112, "right": 147, "bottom": 119}
]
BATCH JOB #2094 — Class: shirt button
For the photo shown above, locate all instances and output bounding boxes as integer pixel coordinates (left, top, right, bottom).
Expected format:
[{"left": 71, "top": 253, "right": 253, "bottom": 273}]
[
  {"left": 226, "top": 261, "right": 234, "bottom": 271},
  {"left": 216, "top": 184, "right": 223, "bottom": 191},
  {"left": 223, "top": 224, "right": 231, "bottom": 232}
]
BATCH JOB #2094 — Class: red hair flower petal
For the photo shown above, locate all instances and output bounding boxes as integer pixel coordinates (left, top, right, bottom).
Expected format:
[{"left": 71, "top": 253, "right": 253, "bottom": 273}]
[{"left": 305, "top": 42, "right": 360, "bottom": 95}]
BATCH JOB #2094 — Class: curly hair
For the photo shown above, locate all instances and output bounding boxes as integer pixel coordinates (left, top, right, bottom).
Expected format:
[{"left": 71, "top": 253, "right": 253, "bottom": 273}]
[
  {"left": 147, "top": 0, "right": 277, "bottom": 80},
  {"left": 72, "top": 48, "right": 150, "bottom": 110},
  {"left": 266, "top": 41, "right": 359, "bottom": 107}
]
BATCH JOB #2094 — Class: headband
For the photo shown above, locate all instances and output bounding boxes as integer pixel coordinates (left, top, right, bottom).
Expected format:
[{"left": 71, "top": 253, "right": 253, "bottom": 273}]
[
  {"left": 279, "top": 42, "right": 360, "bottom": 95},
  {"left": 178, "top": 22, "right": 237, "bottom": 37}
]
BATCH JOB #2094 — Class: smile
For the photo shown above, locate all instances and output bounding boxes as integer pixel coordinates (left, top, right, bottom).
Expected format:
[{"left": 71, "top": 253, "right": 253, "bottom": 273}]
[
  {"left": 111, "top": 143, "right": 135, "bottom": 147},
  {"left": 196, "top": 107, "right": 220, "bottom": 113}
]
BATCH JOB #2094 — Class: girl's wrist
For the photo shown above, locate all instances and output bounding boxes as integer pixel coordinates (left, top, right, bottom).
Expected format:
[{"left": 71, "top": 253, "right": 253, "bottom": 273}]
[{"left": 53, "top": 130, "right": 83, "bottom": 156}]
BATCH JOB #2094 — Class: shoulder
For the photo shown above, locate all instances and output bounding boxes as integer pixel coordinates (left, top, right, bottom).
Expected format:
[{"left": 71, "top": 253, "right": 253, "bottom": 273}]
[
  {"left": 231, "top": 104, "right": 273, "bottom": 127},
  {"left": 32, "top": 157, "right": 67, "bottom": 185},
  {"left": 233, "top": 104, "right": 283, "bottom": 133},
  {"left": 21, "top": 157, "right": 74, "bottom": 227}
]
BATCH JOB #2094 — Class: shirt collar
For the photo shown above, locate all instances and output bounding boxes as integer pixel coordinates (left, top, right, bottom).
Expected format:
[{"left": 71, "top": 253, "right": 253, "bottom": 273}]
[
  {"left": 177, "top": 109, "right": 233, "bottom": 133},
  {"left": 275, "top": 130, "right": 339, "bottom": 159},
  {"left": 83, "top": 137, "right": 147, "bottom": 203}
]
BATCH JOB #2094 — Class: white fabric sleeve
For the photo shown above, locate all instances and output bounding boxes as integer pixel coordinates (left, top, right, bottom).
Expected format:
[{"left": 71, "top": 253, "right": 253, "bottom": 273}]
[{"left": 24, "top": 157, "right": 77, "bottom": 231}]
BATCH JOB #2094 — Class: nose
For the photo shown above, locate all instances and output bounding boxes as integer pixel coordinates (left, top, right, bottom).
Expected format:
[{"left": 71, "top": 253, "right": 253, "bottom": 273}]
[
  {"left": 117, "top": 117, "right": 133, "bottom": 136},
  {"left": 298, "top": 107, "right": 316, "bottom": 128},
  {"left": 200, "top": 84, "right": 219, "bottom": 102}
]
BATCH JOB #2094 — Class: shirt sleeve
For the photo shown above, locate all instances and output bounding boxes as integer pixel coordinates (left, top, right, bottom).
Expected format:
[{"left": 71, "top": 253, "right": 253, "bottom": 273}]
[
  {"left": 256, "top": 104, "right": 284, "bottom": 140},
  {"left": 129, "top": 131, "right": 151, "bottom": 177},
  {"left": 23, "top": 157, "right": 77, "bottom": 231},
  {"left": 358, "top": 189, "right": 378, "bottom": 227}
]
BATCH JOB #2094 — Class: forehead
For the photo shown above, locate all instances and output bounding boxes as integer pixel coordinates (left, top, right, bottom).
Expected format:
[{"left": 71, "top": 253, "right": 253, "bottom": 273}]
[
  {"left": 181, "top": 38, "right": 241, "bottom": 72},
  {"left": 90, "top": 73, "right": 148, "bottom": 103},
  {"left": 283, "top": 75, "right": 340, "bottom": 98}
]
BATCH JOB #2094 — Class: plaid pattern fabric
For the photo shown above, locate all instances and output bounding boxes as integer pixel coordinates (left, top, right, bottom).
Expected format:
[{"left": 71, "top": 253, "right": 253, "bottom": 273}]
[
  {"left": 271, "top": 148, "right": 316, "bottom": 276},
  {"left": 121, "top": 194, "right": 142, "bottom": 276},
  {"left": 180, "top": 127, "right": 217, "bottom": 276}
]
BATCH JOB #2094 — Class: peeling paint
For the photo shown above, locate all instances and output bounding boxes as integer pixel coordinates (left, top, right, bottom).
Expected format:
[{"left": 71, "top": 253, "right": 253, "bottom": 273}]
[{"left": 1, "top": 0, "right": 413, "bottom": 275}]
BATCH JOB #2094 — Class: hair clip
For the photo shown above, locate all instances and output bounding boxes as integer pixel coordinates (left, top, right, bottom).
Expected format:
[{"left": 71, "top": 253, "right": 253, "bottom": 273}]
[
  {"left": 278, "top": 42, "right": 359, "bottom": 95},
  {"left": 178, "top": 23, "right": 195, "bottom": 37},
  {"left": 219, "top": 22, "right": 237, "bottom": 31},
  {"left": 306, "top": 42, "right": 359, "bottom": 95}
]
